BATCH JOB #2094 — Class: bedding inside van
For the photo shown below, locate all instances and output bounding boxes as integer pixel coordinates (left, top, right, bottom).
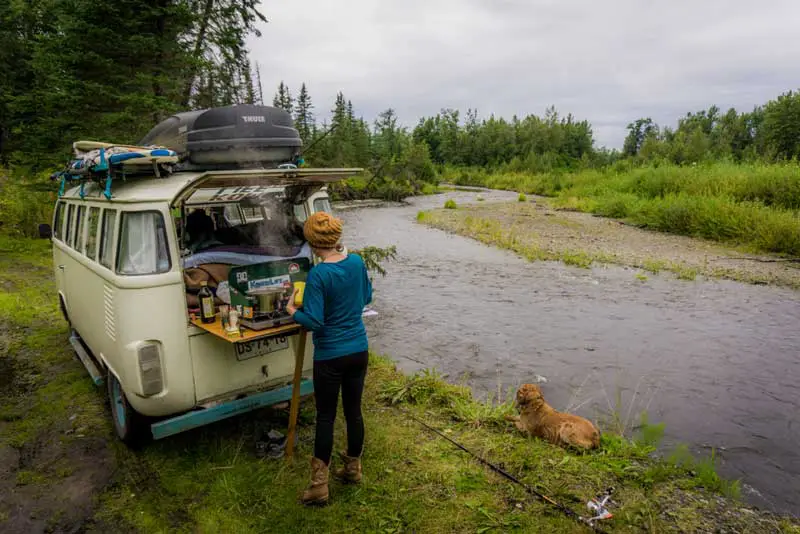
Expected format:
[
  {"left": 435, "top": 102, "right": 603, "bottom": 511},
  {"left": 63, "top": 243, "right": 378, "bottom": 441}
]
[
  {"left": 179, "top": 186, "right": 314, "bottom": 309},
  {"left": 182, "top": 242, "right": 313, "bottom": 268}
]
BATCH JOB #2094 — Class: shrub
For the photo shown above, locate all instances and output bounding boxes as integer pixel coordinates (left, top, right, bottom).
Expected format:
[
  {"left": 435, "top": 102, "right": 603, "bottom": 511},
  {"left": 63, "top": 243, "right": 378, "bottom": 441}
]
[{"left": 0, "top": 168, "right": 55, "bottom": 238}]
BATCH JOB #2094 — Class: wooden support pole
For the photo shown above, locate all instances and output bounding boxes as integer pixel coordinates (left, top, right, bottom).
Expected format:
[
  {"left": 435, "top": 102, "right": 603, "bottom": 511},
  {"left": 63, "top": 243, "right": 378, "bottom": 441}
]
[{"left": 285, "top": 328, "right": 308, "bottom": 460}]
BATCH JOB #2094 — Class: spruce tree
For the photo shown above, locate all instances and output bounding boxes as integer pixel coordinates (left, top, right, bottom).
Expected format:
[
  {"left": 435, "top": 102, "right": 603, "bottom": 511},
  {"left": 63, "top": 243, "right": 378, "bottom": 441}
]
[
  {"left": 294, "top": 83, "right": 314, "bottom": 142},
  {"left": 272, "top": 81, "right": 293, "bottom": 113}
]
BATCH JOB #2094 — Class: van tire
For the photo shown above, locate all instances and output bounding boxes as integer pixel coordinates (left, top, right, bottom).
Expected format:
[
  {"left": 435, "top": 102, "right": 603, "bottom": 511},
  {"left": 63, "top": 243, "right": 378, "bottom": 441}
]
[{"left": 107, "top": 373, "right": 151, "bottom": 446}]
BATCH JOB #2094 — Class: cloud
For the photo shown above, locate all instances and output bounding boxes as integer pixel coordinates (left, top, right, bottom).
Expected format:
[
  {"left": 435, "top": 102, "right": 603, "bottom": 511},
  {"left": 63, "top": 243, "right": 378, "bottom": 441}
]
[{"left": 248, "top": 0, "right": 800, "bottom": 148}]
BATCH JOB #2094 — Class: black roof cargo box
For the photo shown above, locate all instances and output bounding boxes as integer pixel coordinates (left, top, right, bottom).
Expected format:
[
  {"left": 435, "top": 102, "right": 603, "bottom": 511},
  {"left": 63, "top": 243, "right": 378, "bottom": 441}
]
[{"left": 139, "top": 104, "right": 302, "bottom": 171}]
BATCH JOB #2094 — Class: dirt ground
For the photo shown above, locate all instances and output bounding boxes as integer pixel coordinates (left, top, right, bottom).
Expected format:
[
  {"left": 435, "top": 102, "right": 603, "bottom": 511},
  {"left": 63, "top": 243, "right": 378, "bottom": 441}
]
[{"left": 0, "top": 434, "right": 114, "bottom": 534}]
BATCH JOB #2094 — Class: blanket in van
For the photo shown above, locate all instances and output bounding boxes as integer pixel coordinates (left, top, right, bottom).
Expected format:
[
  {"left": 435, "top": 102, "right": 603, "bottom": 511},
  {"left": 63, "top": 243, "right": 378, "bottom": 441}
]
[{"left": 182, "top": 242, "right": 313, "bottom": 269}]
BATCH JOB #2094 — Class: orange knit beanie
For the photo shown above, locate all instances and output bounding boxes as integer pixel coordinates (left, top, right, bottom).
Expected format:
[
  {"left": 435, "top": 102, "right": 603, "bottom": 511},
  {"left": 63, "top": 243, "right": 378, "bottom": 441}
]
[{"left": 303, "top": 211, "right": 343, "bottom": 249}]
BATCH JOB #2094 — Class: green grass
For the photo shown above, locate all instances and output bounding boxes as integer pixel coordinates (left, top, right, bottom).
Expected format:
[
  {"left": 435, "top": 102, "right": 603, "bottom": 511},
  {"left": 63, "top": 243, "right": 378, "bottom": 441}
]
[
  {"left": 0, "top": 168, "right": 54, "bottom": 239},
  {"left": 518, "top": 193, "right": 527, "bottom": 202},
  {"left": 1, "top": 234, "right": 796, "bottom": 533},
  {"left": 641, "top": 258, "right": 667, "bottom": 274},
  {"left": 674, "top": 264, "right": 699, "bottom": 281},
  {"left": 441, "top": 162, "right": 800, "bottom": 257},
  {"left": 444, "top": 199, "right": 458, "bottom": 209},
  {"left": 420, "top": 182, "right": 440, "bottom": 195},
  {"left": 15, "top": 470, "right": 48, "bottom": 486},
  {"left": 417, "top": 210, "right": 614, "bottom": 270}
]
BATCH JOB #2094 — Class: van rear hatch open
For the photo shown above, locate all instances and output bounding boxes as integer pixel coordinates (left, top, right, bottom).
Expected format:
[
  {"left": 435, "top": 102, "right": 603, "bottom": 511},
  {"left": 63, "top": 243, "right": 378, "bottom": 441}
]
[
  {"left": 175, "top": 167, "right": 361, "bottom": 402},
  {"left": 170, "top": 167, "right": 362, "bottom": 208}
]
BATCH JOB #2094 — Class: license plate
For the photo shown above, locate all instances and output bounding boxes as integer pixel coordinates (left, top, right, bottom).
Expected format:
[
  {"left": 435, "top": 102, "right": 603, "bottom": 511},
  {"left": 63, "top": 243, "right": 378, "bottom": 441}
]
[{"left": 234, "top": 335, "right": 289, "bottom": 361}]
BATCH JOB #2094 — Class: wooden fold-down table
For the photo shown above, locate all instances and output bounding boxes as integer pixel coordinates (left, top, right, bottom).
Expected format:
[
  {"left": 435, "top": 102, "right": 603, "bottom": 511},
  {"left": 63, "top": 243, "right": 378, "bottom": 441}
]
[{"left": 190, "top": 315, "right": 308, "bottom": 459}]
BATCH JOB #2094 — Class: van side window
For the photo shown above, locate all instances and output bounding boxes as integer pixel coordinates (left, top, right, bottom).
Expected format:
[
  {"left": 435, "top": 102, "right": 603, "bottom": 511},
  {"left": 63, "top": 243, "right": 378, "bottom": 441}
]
[
  {"left": 65, "top": 204, "right": 75, "bottom": 246},
  {"left": 117, "top": 211, "right": 171, "bottom": 275},
  {"left": 86, "top": 207, "right": 101, "bottom": 260},
  {"left": 74, "top": 206, "right": 86, "bottom": 252},
  {"left": 242, "top": 206, "right": 263, "bottom": 223},
  {"left": 53, "top": 202, "right": 65, "bottom": 241},
  {"left": 293, "top": 203, "right": 308, "bottom": 222},
  {"left": 313, "top": 197, "right": 332, "bottom": 213},
  {"left": 223, "top": 205, "right": 243, "bottom": 226},
  {"left": 99, "top": 210, "right": 117, "bottom": 269}
]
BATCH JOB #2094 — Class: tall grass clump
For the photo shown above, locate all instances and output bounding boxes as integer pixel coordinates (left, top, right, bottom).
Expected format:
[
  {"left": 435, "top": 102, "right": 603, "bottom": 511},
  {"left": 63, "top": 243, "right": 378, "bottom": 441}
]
[
  {"left": 444, "top": 199, "right": 458, "bottom": 209},
  {"left": 379, "top": 369, "right": 516, "bottom": 428}
]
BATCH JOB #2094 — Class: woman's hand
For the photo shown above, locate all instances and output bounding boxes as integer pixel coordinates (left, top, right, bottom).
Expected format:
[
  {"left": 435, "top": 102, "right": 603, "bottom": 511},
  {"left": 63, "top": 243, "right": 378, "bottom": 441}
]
[{"left": 286, "top": 287, "right": 301, "bottom": 316}]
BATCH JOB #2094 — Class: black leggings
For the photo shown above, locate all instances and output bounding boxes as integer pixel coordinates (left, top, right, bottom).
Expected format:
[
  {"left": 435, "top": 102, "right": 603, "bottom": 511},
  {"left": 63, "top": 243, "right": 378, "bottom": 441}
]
[{"left": 313, "top": 351, "right": 369, "bottom": 465}]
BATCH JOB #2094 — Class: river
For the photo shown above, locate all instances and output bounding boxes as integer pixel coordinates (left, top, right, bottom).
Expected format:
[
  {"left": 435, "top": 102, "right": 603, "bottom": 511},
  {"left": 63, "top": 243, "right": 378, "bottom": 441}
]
[{"left": 337, "top": 189, "right": 800, "bottom": 515}]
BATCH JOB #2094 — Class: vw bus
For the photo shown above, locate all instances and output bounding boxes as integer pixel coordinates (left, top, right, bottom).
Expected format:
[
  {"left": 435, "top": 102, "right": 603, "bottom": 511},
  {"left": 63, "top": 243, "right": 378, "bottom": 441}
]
[{"left": 51, "top": 105, "right": 360, "bottom": 444}]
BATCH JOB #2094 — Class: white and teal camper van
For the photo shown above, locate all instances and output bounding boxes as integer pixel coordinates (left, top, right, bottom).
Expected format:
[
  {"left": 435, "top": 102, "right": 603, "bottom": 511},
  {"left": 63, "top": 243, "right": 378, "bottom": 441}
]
[{"left": 50, "top": 105, "right": 360, "bottom": 444}]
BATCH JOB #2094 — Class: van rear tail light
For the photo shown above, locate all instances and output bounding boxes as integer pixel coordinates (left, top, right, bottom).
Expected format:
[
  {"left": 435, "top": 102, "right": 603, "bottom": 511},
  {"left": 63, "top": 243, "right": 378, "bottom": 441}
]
[{"left": 138, "top": 343, "right": 163, "bottom": 396}]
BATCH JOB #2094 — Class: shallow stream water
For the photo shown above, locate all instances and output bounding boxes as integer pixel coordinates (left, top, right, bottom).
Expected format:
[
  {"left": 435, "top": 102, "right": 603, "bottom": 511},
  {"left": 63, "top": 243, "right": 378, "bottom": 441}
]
[{"left": 338, "top": 189, "right": 800, "bottom": 515}]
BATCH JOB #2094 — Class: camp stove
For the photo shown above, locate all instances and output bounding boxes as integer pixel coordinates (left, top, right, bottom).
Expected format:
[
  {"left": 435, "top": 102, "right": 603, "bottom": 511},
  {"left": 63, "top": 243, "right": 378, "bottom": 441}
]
[
  {"left": 227, "top": 258, "right": 311, "bottom": 330},
  {"left": 241, "top": 285, "right": 294, "bottom": 330}
]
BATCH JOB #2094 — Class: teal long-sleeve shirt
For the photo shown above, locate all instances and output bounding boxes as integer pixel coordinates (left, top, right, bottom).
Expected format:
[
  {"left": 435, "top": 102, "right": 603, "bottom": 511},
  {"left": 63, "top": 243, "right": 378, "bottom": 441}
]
[{"left": 292, "top": 254, "right": 372, "bottom": 360}]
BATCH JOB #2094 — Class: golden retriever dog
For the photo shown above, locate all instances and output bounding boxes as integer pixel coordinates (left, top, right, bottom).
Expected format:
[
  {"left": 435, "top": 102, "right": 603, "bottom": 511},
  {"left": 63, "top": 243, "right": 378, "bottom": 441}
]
[{"left": 507, "top": 384, "right": 600, "bottom": 450}]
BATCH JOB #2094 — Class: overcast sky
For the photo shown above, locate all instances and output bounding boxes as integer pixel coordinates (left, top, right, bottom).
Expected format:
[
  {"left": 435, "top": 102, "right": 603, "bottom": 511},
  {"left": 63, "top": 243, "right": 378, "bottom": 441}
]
[{"left": 248, "top": 0, "right": 800, "bottom": 149}]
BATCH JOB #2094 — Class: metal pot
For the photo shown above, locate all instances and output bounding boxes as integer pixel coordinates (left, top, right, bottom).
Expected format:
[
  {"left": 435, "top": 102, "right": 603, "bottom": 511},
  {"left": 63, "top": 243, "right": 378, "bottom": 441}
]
[{"left": 248, "top": 286, "right": 287, "bottom": 313}]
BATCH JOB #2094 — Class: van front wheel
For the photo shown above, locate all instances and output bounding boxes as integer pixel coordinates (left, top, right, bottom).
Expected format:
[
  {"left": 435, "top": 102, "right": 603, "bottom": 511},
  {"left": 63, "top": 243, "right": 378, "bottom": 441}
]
[{"left": 108, "top": 373, "right": 150, "bottom": 446}]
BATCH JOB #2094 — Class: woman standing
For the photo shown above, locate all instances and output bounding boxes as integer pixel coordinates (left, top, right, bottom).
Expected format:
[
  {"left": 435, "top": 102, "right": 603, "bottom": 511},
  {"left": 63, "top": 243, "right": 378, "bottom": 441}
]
[{"left": 286, "top": 211, "right": 372, "bottom": 506}]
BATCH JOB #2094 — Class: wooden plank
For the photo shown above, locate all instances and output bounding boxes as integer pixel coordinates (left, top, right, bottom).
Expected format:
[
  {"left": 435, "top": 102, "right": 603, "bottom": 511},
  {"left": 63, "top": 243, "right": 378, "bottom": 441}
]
[
  {"left": 285, "top": 328, "right": 308, "bottom": 460},
  {"left": 74, "top": 140, "right": 151, "bottom": 151},
  {"left": 189, "top": 315, "right": 301, "bottom": 344}
]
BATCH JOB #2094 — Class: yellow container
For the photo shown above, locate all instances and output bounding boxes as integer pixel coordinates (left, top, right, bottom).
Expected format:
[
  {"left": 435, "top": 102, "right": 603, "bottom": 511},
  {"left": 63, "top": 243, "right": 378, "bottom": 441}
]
[{"left": 293, "top": 281, "right": 306, "bottom": 307}]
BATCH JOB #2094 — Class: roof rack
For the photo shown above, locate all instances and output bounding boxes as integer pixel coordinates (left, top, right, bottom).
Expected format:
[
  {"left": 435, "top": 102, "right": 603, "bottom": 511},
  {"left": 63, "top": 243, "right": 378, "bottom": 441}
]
[{"left": 51, "top": 141, "right": 179, "bottom": 199}]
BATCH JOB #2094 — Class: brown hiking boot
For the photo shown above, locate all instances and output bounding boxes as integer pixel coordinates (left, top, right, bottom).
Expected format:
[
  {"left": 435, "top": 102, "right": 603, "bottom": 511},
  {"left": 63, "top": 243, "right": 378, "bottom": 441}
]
[
  {"left": 301, "top": 457, "right": 329, "bottom": 506},
  {"left": 333, "top": 451, "right": 362, "bottom": 483}
]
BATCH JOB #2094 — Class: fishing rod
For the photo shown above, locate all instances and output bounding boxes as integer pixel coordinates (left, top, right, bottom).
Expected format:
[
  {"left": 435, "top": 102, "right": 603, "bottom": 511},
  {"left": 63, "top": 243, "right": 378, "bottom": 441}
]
[
  {"left": 299, "top": 122, "right": 338, "bottom": 158},
  {"left": 402, "top": 409, "right": 610, "bottom": 533}
]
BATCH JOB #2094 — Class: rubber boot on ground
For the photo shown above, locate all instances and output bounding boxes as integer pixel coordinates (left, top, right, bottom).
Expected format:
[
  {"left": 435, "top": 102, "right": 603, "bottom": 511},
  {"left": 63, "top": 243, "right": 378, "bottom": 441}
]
[
  {"left": 333, "top": 451, "right": 362, "bottom": 484},
  {"left": 301, "top": 457, "right": 329, "bottom": 506}
]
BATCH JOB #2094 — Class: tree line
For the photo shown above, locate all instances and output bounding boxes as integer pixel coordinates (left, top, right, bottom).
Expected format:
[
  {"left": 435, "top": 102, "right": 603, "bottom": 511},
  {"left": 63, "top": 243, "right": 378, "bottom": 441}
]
[
  {"left": 0, "top": 0, "right": 266, "bottom": 167},
  {"left": 278, "top": 79, "right": 800, "bottom": 197},
  {"left": 623, "top": 91, "right": 800, "bottom": 164},
  {"left": 274, "top": 81, "right": 598, "bottom": 172},
  {"left": 272, "top": 81, "right": 601, "bottom": 198},
  {"left": 2, "top": 0, "right": 799, "bottom": 185}
]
